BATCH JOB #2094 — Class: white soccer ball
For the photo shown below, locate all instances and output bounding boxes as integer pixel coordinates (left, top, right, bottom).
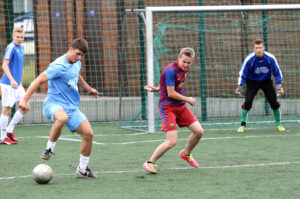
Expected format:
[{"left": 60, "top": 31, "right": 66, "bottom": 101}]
[{"left": 32, "top": 164, "right": 53, "bottom": 184}]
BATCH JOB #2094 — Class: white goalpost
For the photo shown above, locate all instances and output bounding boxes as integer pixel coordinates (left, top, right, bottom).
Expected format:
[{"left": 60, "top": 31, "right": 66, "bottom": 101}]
[{"left": 125, "top": 4, "right": 300, "bottom": 133}]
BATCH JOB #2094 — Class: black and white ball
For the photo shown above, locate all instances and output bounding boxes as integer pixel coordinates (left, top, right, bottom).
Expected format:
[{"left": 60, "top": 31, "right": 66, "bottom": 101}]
[{"left": 32, "top": 164, "right": 53, "bottom": 184}]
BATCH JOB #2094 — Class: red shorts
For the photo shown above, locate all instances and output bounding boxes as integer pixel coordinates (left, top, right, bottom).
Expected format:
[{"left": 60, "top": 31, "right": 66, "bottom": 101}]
[{"left": 159, "top": 104, "right": 198, "bottom": 132}]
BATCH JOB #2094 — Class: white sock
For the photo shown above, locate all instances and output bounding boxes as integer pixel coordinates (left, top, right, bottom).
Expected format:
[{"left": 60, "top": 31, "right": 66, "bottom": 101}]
[
  {"left": 0, "top": 115, "right": 9, "bottom": 140},
  {"left": 46, "top": 140, "right": 56, "bottom": 152},
  {"left": 79, "top": 154, "right": 90, "bottom": 170},
  {"left": 7, "top": 110, "right": 24, "bottom": 133}
]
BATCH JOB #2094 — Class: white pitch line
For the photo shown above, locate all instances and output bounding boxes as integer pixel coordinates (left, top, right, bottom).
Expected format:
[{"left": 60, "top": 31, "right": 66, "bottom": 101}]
[
  {"left": 1, "top": 161, "right": 300, "bottom": 180},
  {"left": 14, "top": 133, "right": 300, "bottom": 145}
]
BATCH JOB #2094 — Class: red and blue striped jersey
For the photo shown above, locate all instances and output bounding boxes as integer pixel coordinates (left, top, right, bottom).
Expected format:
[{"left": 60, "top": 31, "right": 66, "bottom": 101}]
[{"left": 159, "top": 61, "right": 189, "bottom": 106}]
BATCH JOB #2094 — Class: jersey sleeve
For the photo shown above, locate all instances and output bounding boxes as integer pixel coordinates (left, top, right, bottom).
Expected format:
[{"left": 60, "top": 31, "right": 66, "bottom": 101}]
[
  {"left": 44, "top": 63, "right": 67, "bottom": 80},
  {"left": 237, "top": 60, "right": 249, "bottom": 86},
  {"left": 3, "top": 45, "right": 15, "bottom": 61},
  {"left": 164, "top": 68, "right": 176, "bottom": 86},
  {"left": 270, "top": 57, "right": 283, "bottom": 84}
]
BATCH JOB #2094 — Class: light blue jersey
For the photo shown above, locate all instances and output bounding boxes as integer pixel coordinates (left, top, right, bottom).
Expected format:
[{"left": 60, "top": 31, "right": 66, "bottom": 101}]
[
  {"left": 1, "top": 42, "right": 24, "bottom": 85},
  {"left": 44, "top": 54, "right": 81, "bottom": 110}
]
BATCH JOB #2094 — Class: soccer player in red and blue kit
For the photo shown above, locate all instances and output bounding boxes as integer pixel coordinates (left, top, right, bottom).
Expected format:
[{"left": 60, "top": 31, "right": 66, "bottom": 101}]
[{"left": 143, "top": 48, "right": 204, "bottom": 174}]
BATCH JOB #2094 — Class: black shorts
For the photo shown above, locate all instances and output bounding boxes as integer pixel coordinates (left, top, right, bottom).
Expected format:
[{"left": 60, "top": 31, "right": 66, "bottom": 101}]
[{"left": 242, "top": 78, "right": 280, "bottom": 110}]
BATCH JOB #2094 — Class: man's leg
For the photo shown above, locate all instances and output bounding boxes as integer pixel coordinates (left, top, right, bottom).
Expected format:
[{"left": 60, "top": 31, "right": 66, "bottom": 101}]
[
  {"left": 75, "top": 119, "right": 98, "bottom": 178},
  {"left": 40, "top": 109, "right": 68, "bottom": 160},
  {"left": 143, "top": 130, "right": 177, "bottom": 173},
  {"left": 7, "top": 109, "right": 28, "bottom": 142},
  {"left": 0, "top": 106, "right": 15, "bottom": 144},
  {"left": 238, "top": 81, "right": 259, "bottom": 133},
  {"left": 7, "top": 86, "right": 27, "bottom": 142},
  {"left": 149, "top": 130, "right": 178, "bottom": 163},
  {"left": 76, "top": 120, "right": 94, "bottom": 157},
  {"left": 178, "top": 121, "right": 203, "bottom": 168},
  {"left": 183, "top": 121, "right": 203, "bottom": 155},
  {"left": 262, "top": 80, "right": 285, "bottom": 131}
]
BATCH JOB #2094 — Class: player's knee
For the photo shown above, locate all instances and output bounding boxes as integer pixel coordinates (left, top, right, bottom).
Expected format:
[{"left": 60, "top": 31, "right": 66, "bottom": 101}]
[
  {"left": 55, "top": 114, "right": 68, "bottom": 125},
  {"left": 195, "top": 128, "right": 204, "bottom": 138},
  {"left": 83, "top": 129, "right": 94, "bottom": 140},
  {"left": 166, "top": 139, "right": 177, "bottom": 148},
  {"left": 242, "top": 103, "right": 252, "bottom": 110},
  {"left": 271, "top": 103, "right": 280, "bottom": 110}
]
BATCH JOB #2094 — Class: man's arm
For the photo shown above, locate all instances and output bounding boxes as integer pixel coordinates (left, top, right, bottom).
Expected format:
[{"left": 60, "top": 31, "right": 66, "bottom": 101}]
[
  {"left": 167, "top": 86, "right": 195, "bottom": 106},
  {"left": 144, "top": 85, "right": 160, "bottom": 92},
  {"left": 19, "top": 73, "right": 48, "bottom": 111},
  {"left": 78, "top": 74, "right": 98, "bottom": 97},
  {"left": 2, "top": 60, "right": 18, "bottom": 88}
]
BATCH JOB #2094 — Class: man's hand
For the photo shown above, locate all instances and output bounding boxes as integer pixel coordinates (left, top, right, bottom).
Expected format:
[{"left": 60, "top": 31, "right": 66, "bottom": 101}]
[
  {"left": 144, "top": 85, "right": 159, "bottom": 92},
  {"left": 10, "top": 79, "right": 18, "bottom": 88},
  {"left": 235, "top": 85, "right": 243, "bottom": 95},
  {"left": 19, "top": 100, "right": 30, "bottom": 111},
  {"left": 187, "top": 97, "right": 196, "bottom": 106},
  {"left": 276, "top": 84, "right": 284, "bottom": 97},
  {"left": 89, "top": 88, "right": 99, "bottom": 98}
]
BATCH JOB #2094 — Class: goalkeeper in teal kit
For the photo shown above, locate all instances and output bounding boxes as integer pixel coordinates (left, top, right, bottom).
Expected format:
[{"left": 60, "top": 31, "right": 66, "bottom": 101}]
[{"left": 235, "top": 39, "right": 286, "bottom": 133}]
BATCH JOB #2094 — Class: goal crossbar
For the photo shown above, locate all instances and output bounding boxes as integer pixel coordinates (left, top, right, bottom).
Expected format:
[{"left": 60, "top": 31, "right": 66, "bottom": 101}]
[{"left": 139, "top": 4, "right": 300, "bottom": 133}]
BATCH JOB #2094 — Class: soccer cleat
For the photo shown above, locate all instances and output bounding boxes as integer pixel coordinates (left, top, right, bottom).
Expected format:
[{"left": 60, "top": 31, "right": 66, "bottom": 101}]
[
  {"left": 237, "top": 126, "right": 245, "bottom": 133},
  {"left": 179, "top": 150, "right": 199, "bottom": 168},
  {"left": 8, "top": 132, "right": 18, "bottom": 143},
  {"left": 277, "top": 125, "right": 286, "bottom": 132},
  {"left": 76, "top": 166, "right": 98, "bottom": 179},
  {"left": 40, "top": 148, "right": 53, "bottom": 160},
  {"left": 143, "top": 161, "right": 158, "bottom": 174},
  {"left": 0, "top": 137, "right": 17, "bottom": 145}
]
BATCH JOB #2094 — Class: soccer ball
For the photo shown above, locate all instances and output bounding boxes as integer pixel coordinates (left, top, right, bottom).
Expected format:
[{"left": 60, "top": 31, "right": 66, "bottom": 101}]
[{"left": 32, "top": 164, "right": 53, "bottom": 184}]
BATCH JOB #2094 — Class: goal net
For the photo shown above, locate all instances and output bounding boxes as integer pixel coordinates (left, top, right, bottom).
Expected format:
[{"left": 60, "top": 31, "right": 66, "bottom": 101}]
[{"left": 119, "top": 5, "right": 300, "bottom": 132}]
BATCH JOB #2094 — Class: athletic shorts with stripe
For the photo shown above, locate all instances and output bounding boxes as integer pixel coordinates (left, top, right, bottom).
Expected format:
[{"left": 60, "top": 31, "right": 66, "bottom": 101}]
[
  {"left": 1, "top": 84, "right": 25, "bottom": 107},
  {"left": 159, "top": 104, "right": 198, "bottom": 132}
]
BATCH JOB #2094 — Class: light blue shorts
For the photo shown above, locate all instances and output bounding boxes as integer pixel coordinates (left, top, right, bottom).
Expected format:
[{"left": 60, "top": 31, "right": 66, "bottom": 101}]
[{"left": 42, "top": 101, "right": 87, "bottom": 132}]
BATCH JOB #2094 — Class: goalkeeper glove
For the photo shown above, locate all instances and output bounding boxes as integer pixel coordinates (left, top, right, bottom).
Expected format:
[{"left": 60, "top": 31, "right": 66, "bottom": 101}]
[
  {"left": 276, "top": 84, "right": 282, "bottom": 97},
  {"left": 236, "top": 85, "right": 243, "bottom": 96}
]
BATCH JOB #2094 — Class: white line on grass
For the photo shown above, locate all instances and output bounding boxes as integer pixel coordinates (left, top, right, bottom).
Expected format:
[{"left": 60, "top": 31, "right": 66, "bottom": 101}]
[
  {"left": 1, "top": 161, "right": 300, "bottom": 180},
  {"left": 16, "top": 133, "right": 300, "bottom": 145},
  {"left": 55, "top": 133, "right": 300, "bottom": 145},
  {"left": 16, "top": 125, "right": 289, "bottom": 139}
]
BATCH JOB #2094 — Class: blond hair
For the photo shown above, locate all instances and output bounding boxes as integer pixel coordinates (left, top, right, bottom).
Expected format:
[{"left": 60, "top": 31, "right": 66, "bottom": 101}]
[
  {"left": 179, "top": 47, "right": 195, "bottom": 58},
  {"left": 13, "top": 27, "right": 24, "bottom": 34}
]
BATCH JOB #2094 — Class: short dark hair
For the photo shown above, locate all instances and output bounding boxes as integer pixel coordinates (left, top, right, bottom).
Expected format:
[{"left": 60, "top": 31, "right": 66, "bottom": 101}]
[
  {"left": 71, "top": 38, "right": 88, "bottom": 54},
  {"left": 254, "top": 39, "right": 264, "bottom": 46}
]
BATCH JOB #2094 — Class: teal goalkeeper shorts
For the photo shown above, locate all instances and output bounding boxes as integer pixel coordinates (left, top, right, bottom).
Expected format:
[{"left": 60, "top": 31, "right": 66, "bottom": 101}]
[{"left": 42, "top": 101, "right": 87, "bottom": 132}]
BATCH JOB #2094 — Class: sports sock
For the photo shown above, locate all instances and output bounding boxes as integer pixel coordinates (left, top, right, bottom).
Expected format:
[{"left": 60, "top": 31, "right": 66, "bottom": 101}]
[
  {"left": 79, "top": 154, "right": 90, "bottom": 169},
  {"left": 273, "top": 108, "right": 281, "bottom": 126},
  {"left": 240, "top": 109, "right": 249, "bottom": 125},
  {"left": 7, "top": 110, "right": 24, "bottom": 133},
  {"left": 46, "top": 140, "right": 56, "bottom": 152},
  {"left": 0, "top": 115, "right": 9, "bottom": 140}
]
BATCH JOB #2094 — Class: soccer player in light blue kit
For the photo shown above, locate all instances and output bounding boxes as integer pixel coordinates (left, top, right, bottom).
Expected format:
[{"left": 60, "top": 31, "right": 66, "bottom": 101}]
[
  {"left": 19, "top": 38, "right": 99, "bottom": 178},
  {"left": 0, "top": 27, "right": 29, "bottom": 144},
  {"left": 235, "top": 39, "right": 286, "bottom": 133}
]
